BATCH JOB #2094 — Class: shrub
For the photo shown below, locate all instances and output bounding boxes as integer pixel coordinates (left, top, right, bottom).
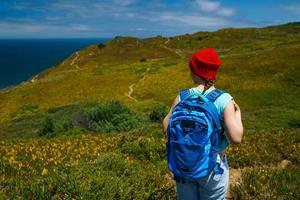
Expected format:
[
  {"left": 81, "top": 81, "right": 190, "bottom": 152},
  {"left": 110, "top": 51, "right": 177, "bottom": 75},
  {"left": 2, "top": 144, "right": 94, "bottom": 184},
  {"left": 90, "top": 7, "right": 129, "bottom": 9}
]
[
  {"left": 70, "top": 112, "right": 90, "bottom": 128},
  {"left": 118, "top": 135, "right": 166, "bottom": 163},
  {"left": 149, "top": 105, "right": 168, "bottom": 122},
  {"left": 288, "top": 119, "right": 300, "bottom": 128},
  {"left": 140, "top": 58, "right": 147, "bottom": 62},
  {"left": 39, "top": 117, "right": 72, "bottom": 137},
  {"left": 112, "top": 114, "right": 143, "bottom": 132},
  {"left": 39, "top": 117, "right": 55, "bottom": 136},
  {"left": 73, "top": 101, "right": 145, "bottom": 133},
  {"left": 84, "top": 101, "right": 130, "bottom": 122},
  {"left": 97, "top": 43, "right": 106, "bottom": 49},
  {"left": 38, "top": 101, "right": 146, "bottom": 136},
  {"left": 53, "top": 119, "right": 72, "bottom": 133}
]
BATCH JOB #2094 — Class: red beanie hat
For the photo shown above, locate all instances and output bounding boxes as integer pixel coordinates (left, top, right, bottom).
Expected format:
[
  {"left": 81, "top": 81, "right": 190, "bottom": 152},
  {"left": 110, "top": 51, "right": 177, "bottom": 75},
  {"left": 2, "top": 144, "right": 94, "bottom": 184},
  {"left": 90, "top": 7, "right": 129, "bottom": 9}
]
[{"left": 189, "top": 48, "right": 221, "bottom": 80}]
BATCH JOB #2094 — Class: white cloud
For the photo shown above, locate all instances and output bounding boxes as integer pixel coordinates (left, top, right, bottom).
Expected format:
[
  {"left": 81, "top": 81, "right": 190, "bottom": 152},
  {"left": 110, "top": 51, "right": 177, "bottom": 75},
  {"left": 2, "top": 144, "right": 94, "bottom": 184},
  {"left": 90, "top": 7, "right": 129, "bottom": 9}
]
[
  {"left": 0, "top": 21, "right": 91, "bottom": 37},
  {"left": 0, "top": 22, "right": 59, "bottom": 33},
  {"left": 112, "top": 0, "right": 136, "bottom": 6},
  {"left": 285, "top": 4, "right": 300, "bottom": 15},
  {"left": 217, "top": 8, "right": 236, "bottom": 16},
  {"left": 71, "top": 24, "right": 90, "bottom": 31},
  {"left": 196, "top": 0, "right": 220, "bottom": 12},
  {"left": 0, "top": 0, "right": 245, "bottom": 38},
  {"left": 131, "top": 28, "right": 146, "bottom": 31},
  {"left": 158, "top": 13, "right": 229, "bottom": 27},
  {"left": 196, "top": 0, "right": 236, "bottom": 16},
  {"left": 12, "top": 2, "right": 34, "bottom": 10},
  {"left": 45, "top": 16, "right": 62, "bottom": 21}
]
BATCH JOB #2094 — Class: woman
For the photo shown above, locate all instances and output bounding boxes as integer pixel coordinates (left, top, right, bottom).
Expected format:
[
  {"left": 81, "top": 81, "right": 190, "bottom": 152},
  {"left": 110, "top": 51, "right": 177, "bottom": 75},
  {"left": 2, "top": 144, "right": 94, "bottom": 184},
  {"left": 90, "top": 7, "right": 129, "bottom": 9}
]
[{"left": 162, "top": 48, "right": 243, "bottom": 200}]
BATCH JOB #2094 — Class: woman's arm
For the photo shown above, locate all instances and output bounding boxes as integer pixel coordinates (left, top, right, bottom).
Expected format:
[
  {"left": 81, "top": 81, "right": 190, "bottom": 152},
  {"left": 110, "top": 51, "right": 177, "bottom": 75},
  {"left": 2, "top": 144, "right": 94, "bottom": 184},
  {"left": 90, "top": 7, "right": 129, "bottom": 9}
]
[
  {"left": 162, "top": 96, "right": 179, "bottom": 133},
  {"left": 223, "top": 100, "right": 244, "bottom": 144}
]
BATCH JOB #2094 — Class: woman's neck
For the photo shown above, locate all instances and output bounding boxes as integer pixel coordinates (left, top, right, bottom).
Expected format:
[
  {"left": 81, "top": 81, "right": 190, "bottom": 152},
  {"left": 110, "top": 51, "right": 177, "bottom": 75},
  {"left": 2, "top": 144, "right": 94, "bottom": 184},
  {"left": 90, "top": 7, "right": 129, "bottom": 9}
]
[{"left": 195, "top": 84, "right": 215, "bottom": 93}]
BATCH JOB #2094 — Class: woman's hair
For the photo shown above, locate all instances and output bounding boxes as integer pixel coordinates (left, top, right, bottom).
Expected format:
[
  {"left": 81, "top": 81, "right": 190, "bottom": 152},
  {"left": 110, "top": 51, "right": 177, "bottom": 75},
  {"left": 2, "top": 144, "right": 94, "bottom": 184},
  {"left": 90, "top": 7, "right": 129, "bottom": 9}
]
[{"left": 190, "top": 72, "right": 216, "bottom": 94}]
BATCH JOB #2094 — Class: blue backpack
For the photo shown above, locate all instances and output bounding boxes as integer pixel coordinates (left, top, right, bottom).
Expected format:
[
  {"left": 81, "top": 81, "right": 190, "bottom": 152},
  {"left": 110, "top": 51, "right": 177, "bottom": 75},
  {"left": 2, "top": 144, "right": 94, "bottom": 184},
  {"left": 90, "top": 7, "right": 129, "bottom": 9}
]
[{"left": 167, "top": 89, "right": 225, "bottom": 181}]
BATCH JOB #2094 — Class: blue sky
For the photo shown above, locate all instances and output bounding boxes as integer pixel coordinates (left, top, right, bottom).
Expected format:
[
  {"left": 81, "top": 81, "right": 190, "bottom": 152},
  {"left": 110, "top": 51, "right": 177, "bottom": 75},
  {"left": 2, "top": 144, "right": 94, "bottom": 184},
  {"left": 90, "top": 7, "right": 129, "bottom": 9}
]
[{"left": 0, "top": 0, "right": 299, "bottom": 38}]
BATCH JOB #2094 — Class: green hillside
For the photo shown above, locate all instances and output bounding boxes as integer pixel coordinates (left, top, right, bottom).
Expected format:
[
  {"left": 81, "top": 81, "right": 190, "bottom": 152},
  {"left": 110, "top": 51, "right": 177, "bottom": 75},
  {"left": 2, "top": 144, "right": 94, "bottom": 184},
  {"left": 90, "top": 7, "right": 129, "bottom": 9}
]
[{"left": 0, "top": 22, "right": 300, "bottom": 199}]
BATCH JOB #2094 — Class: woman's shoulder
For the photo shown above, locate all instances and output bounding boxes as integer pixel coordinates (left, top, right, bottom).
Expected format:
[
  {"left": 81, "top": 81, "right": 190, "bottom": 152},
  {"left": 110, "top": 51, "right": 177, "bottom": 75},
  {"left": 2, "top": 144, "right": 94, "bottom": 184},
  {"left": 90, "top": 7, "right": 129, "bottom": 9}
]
[
  {"left": 177, "top": 87, "right": 233, "bottom": 103},
  {"left": 213, "top": 89, "right": 233, "bottom": 116},
  {"left": 217, "top": 90, "right": 233, "bottom": 102}
]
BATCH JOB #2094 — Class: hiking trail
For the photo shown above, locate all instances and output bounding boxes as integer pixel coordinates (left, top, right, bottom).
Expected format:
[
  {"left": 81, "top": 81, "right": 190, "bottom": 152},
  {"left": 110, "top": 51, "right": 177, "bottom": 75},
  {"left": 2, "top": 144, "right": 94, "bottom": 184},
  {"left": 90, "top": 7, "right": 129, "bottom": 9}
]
[
  {"left": 125, "top": 84, "right": 137, "bottom": 102},
  {"left": 125, "top": 67, "right": 150, "bottom": 101},
  {"left": 160, "top": 44, "right": 184, "bottom": 58},
  {"left": 164, "top": 38, "right": 170, "bottom": 45},
  {"left": 159, "top": 37, "right": 185, "bottom": 58},
  {"left": 30, "top": 75, "right": 39, "bottom": 83},
  {"left": 70, "top": 52, "right": 80, "bottom": 69}
]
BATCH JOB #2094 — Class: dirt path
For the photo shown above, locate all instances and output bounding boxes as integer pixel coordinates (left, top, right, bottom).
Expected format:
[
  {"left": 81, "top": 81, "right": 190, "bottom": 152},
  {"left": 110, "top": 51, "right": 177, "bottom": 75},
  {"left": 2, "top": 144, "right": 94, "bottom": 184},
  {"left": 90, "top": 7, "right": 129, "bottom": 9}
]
[
  {"left": 125, "top": 38, "right": 183, "bottom": 101},
  {"left": 229, "top": 168, "right": 242, "bottom": 185},
  {"left": 160, "top": 44, "right": 184, "bottom": 58},
  {"left": 164, "top": 38, "right": 170, "bottom": 45},
  {"left": 70, "top": 52, "right": 80, "bottom": 69},
  {"left": 140, "top": 67, "right": 150, "bottom": 82},
  {"left": 125, "top": 84, "right": 137, "bottom": 102},
  {"left": 125, "top": 67, "right": 150, "bottom": 101},
  {"left": 30, "top": 75, "right": 39, "bottom": 83}
]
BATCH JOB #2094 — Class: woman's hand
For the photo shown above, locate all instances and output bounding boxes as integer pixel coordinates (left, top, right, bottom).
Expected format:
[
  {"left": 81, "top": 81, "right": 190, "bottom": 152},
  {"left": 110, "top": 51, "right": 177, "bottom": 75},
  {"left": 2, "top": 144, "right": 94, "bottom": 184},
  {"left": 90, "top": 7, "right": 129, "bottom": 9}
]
[{"left": 233, "top": 101, "right": 242, "bottom": 119}]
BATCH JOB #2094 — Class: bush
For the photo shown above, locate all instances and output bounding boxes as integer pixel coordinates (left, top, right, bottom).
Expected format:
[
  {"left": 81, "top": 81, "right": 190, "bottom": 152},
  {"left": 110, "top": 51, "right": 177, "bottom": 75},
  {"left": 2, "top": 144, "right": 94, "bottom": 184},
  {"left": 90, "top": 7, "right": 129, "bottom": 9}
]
[
  {"left": 39, "top": 117, "right": 72, "bottom": 137},
  {"left": 140, "top": 58, "right": 147, "bottom": 62},
  {"left": 85, "top": 102, "right": 143, "bottom": 133},
  {"left": 53, "top": 119, "right": 72, "bottom": 133},
  {"left": 118, "top": 135, "right": 166, "bottom": 163},
  {"left": 84, "top": 101, "right": 129, "bottom": 122},
  {"left": 70, "top": 112, "right": 90, "bottom": 128},
  {"left": 73, "top": 101, "right": 146, "bottom": 133},
  {"left": 149, "top": 105, "right": 168, "bottom": 122},
  {"left": 39, "top": 101, "right": 146, "bottom": 136},
  {"left": 97, "top": 43, "right": 106, "bottom": 49},
  {"left": 39, "top": 117, "right": 55, "bottom": 136},
  {"left": 288, "top": 119, "right": 300, "bottom": 128}
]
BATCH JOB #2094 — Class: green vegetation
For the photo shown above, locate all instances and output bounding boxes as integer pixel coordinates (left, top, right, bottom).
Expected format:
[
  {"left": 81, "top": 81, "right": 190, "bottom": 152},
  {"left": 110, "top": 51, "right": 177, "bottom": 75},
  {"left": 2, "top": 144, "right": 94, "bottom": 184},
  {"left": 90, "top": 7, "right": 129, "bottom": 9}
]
[
  {"left": 149, "top": 104, "right": 168, "bottom": 122},
  {"left": 231, "top": 166, "right": 300, "bottom": 199},
  {"left": 0, "top": 22, "right": 300, "bottom": 199},
  {"left": 0, "top": 132, "right": 174, "bottom": 199}
]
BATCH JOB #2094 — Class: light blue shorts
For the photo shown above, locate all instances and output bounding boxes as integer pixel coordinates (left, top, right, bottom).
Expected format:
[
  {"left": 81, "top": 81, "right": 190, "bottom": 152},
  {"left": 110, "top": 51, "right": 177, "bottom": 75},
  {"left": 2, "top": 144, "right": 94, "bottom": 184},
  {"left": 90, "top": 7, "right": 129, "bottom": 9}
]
[{"left": 176, "top": 155, "right": 229, "bottom": 200}]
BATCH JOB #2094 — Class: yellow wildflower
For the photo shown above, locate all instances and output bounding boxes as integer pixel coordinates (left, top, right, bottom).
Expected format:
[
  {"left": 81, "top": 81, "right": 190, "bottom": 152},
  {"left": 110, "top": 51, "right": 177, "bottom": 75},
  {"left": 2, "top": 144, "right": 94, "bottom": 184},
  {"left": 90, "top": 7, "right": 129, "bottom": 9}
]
[{"left": 41, "top": 167, "right": 48, "bottom": 176}]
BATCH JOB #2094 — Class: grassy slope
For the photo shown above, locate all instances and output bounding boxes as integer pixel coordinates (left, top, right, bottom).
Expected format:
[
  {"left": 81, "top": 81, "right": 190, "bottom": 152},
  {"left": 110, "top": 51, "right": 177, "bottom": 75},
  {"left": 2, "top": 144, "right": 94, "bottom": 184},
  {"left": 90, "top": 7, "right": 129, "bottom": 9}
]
[{"left": 0, "top": 22, "right": 300, "bottom": 199}]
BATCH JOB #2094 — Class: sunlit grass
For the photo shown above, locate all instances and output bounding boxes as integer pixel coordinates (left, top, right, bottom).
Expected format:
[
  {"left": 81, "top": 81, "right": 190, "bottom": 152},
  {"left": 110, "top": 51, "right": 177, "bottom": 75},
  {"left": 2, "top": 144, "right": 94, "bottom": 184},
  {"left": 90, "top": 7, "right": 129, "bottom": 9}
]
[{"left": 0, "top": 22, "right": 300, "bottom": 199}]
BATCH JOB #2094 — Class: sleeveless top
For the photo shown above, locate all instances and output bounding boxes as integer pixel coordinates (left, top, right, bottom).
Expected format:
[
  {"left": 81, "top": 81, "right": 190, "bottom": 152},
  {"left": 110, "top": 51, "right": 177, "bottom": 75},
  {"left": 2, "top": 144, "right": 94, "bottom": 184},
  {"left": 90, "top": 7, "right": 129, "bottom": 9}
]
[{"left": 178, "top": 87, "right": 233, "bottom": 151}]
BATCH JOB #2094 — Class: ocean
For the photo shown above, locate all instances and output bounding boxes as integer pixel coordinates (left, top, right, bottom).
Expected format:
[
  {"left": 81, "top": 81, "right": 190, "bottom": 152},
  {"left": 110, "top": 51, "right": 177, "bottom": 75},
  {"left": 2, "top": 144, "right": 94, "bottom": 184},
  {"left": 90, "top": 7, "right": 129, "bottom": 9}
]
[{"left": 0, "top": 38, "right": 111, "bottom": 89}]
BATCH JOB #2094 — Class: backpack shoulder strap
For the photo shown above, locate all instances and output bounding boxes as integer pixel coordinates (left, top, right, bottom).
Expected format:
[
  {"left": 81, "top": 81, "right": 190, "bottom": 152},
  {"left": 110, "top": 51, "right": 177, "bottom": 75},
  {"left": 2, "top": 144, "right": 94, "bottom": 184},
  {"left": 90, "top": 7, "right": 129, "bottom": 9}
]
[
  {"left": 206, "top": 89, "right": 226, "bottom": 134},
  {"left": 206, "top": 89, "right": 225, "bottom": 103},
  {"left": 179, "top": 89, "right": 191, "bottom": 102}
]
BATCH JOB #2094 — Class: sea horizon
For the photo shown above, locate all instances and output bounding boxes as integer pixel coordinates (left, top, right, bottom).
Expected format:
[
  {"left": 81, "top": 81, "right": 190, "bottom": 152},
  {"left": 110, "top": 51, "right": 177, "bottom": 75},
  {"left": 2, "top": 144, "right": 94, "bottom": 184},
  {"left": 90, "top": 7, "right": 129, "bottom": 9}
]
[{"left": 0, "top": 38, "right": 112, "bottom": 89}]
